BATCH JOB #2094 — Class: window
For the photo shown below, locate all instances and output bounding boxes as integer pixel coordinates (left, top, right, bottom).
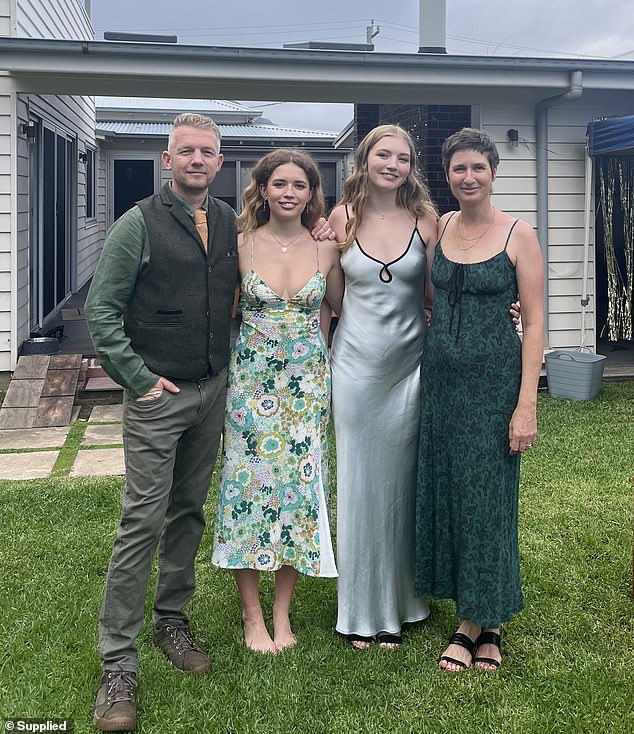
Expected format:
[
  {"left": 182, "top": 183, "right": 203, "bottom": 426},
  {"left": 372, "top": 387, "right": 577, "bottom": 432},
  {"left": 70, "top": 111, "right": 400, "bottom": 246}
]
[{"left": 86, "top": 148, "right": 96, "bottom": 219}]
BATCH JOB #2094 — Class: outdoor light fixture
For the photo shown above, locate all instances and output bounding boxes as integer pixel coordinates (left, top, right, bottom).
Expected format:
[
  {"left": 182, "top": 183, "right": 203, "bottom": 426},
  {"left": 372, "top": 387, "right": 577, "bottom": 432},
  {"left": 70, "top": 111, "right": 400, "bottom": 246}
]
[
  {"left": 21, "top": 122, "right": 37, "bottom": 142},
  {"left": 78, "top": 151, "right": 88, "bottom": 163},
  {"left": 507, "top": 128, "right": 519, "bottom": 146}
]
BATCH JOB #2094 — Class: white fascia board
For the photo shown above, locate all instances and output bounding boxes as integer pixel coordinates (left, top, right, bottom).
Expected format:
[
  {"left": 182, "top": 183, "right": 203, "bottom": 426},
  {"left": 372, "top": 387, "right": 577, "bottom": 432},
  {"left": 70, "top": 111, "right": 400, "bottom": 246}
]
[{"left": 1, "top": 38, "right": 633, "bottom": 103}]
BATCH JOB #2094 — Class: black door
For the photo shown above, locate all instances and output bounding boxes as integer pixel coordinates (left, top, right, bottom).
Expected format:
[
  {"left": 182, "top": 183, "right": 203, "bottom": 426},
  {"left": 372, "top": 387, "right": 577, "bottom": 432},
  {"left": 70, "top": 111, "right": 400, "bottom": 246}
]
[{"left": 114, "top": 159, "right": 155, "bottom": 220}]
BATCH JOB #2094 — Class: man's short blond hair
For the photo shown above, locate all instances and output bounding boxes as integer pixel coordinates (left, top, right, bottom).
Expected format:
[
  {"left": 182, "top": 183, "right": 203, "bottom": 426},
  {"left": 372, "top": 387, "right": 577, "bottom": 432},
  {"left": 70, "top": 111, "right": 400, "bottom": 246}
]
[{"left": 168, "top": 113, "right": 221, "bottom": 150}]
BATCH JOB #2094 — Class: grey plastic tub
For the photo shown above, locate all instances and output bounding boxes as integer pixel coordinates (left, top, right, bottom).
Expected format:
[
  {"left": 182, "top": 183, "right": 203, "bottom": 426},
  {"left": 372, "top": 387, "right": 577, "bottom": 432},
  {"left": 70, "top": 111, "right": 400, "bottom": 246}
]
[
  {"left": 21, "top": 337, "right": 60, "bottom": 355},
  {"left": 545, "top": 350, "right": 606, "bottom": 400}
]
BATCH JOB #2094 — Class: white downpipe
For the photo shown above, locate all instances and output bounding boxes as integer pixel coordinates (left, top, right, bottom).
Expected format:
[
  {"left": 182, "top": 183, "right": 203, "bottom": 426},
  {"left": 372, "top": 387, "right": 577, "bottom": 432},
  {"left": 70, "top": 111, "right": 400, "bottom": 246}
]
[
  {"left": 580, "top": 151, "right": 593, "bottom": 350},
  {"left": 535, "top": 70, "right": 584, "bottom": 342}
]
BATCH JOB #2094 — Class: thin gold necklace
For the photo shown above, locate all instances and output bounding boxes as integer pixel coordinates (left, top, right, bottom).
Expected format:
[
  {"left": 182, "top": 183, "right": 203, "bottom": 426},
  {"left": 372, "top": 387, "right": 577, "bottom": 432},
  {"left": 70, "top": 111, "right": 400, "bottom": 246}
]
[
  {"left": 269, "top": 229, "right": 304, "bottom": 254},
  {"left": 457, "top": 208, "right": 496, "bottom": 251},
  {"left": 372, "top": 208, "right": 398, "bottom": 221}
]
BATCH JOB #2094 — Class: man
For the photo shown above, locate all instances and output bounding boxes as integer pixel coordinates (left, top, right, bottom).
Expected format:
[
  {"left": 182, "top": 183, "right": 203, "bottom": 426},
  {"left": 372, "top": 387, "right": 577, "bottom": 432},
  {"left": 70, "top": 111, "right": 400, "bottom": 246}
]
[{"left": 86, "top": 113, "right": 237, "bottom": 732}]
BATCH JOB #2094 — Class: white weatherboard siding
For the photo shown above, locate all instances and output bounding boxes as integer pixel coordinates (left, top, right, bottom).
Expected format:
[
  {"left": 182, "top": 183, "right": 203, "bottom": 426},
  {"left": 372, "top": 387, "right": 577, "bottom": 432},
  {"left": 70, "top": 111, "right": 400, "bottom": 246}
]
[
  {"left": 482, "top": 99, "right": 633, "bottom": 351},
  {"left": 0, "top": 0, "right": 97, "bottom": 368},
  {"left": 0, "top": 86, "right": 13, "bottom": 370},
  {"left": 16, "top": 0, "right": 91, "bottom": 39},
  {"left": 15, "top": 95, "right": 28, "bottom": 356}
]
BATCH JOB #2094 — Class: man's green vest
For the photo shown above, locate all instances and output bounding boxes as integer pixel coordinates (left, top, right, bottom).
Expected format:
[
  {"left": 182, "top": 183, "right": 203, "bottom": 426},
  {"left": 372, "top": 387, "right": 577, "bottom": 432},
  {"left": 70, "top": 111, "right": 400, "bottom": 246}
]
[{"left": 126, "top": 184, "right": 237, "bottom": 380}]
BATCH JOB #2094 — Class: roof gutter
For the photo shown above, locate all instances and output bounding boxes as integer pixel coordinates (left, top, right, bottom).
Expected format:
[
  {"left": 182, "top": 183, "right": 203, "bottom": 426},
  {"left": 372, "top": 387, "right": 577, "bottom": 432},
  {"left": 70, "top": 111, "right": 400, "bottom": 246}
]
[{"left": 535, "top": 70, "right": 583, "bottom": 339}]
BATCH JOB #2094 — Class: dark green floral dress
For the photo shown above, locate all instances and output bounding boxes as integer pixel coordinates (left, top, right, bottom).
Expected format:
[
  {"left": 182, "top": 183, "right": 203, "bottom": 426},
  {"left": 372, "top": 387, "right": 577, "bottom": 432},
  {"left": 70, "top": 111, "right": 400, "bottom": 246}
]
[
  {"left": 212, "top": 268, "right": 337, "bottom": 578},
  {"left": 415, "top": 218, "right": 523, "bottom": 627}
]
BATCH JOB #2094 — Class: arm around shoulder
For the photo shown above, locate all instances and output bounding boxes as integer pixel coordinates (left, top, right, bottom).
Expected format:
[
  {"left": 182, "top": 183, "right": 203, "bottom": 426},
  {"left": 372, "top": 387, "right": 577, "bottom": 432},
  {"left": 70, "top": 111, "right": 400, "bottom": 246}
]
[
  {"left": 321, "top": 239, "right": 344, "bottom": 316},
  {"left": 327, "top": 204, "right": 348, "bottom": 244}
]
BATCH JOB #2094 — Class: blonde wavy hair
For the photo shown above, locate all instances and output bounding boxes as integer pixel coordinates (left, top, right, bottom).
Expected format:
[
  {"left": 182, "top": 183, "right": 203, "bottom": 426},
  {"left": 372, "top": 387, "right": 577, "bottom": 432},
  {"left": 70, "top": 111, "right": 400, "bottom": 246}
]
[
  {"left": 236, "top": 149, "right": 325, "bottom": 233},
  {"left": 338, "top": 125, "right": 437, "bottom": 249}
]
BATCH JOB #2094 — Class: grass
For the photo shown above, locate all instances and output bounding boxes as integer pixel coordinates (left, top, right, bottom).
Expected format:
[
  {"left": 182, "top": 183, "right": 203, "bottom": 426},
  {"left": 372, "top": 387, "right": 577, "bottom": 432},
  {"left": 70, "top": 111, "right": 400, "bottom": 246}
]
[{"left": 0, "top": 383, "right": 633, "bottom": 733}]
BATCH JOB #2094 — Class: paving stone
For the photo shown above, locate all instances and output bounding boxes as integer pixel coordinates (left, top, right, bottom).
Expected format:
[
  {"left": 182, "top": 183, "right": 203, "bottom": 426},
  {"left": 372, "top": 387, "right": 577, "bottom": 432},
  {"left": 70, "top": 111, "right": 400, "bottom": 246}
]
[
  {"left": 0, "top": 426, "right": 70, "bottom": 450},
  {"left": 12, "top": 356, "right": 50, "bottom": 379},
  {"left": 49, "top": 353, "right": 83, "bottom": 370},
  {"left": 84, "top": 376, "right": 123, "bottom": 391},
  {"left": 70, "top": 447, "right": 125, "bottom": 477},
  {"left": 0, "top": 450, "right": 59, "bottom": 480},
  {"left": 34, "top": 397, "right": 75, "bottom": 427},
  {"left": 3, "top": 379, "right": 45, "bottom": 407},
  {"left": 83, "top": 424, "right": 123, "bottom": 446},
  {"left": 89, "top": 404, "right": 124, "bottom": 423},
  {"left": 41, "top": 369, "right": 79, "bottom": 397},
  {"left": 0, "top": 408, "right": 38, "bottom": 429}
]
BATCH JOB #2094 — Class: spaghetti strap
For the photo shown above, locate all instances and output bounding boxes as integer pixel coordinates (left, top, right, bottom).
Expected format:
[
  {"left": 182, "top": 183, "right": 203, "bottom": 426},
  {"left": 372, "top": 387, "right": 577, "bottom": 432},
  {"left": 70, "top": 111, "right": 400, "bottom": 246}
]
[
  {"left": 438, "top": 211, "right": 457, "bottom": 242},
  {"left": 250, "top": 233, "right": 256, "bottom": 271},
  {"left": 413, "top": 217, "right": 427, "bottom": 246},
  {"left": 344, "top": 204, "right": 351, "bottom": 221},
  {"left": 503, "top": 219, "right": 520, "bottom": 251},
  {"left": 315, "top": 239, "right": 320, "bottom": 273}
]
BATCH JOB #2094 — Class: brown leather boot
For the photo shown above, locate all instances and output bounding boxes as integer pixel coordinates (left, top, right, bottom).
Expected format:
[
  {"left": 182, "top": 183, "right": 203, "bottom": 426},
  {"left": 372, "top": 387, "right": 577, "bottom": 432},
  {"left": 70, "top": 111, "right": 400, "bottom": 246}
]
[
  {"left": 153, "top": 620, "right": 210, "bottom": 674},
  {"left": 93, "top": 671, "right": 137, "bottom": 731}
]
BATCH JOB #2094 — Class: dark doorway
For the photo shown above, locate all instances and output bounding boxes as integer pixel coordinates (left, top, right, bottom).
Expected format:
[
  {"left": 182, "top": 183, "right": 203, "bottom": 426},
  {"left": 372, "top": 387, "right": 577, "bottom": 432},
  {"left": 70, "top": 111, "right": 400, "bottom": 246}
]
[
  {"left": 40, "top": 125, "right": 73, "bottom": 320},
  {"left": 114, "top": 159, "right": 155, "bottom": 220}
]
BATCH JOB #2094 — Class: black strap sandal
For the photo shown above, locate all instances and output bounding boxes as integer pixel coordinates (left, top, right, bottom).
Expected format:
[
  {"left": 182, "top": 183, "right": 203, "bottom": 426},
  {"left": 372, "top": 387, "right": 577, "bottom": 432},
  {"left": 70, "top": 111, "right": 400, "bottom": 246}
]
[
  {"left": 376, "top": 632, "right": 403, "bottom": 648},
  {"left": 439, "top": 632, "right": 477, "bottom": 670},
  {"left": 473, "top": 630, "right": 502, "bottom": 670}
]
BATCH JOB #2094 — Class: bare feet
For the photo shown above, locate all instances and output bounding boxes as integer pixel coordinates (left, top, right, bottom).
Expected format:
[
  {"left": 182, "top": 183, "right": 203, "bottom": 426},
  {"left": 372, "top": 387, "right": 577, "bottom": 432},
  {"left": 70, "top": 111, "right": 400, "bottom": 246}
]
[
  {"left": 438, "top": 620, "right": 480, "bottom": 672},
  {"left": 272, "top": 602, "right": 297, "bottom": 651},
  {"left": 242, "top": 612, "right": 276, "bottom": 654}
]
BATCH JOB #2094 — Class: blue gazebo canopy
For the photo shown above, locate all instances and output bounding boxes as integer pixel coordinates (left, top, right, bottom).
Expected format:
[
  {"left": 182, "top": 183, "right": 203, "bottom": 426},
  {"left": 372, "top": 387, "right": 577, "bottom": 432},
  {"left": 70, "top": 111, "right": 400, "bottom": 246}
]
[{"left": 587, "top": 114, "right": 634, "bottom": 156}]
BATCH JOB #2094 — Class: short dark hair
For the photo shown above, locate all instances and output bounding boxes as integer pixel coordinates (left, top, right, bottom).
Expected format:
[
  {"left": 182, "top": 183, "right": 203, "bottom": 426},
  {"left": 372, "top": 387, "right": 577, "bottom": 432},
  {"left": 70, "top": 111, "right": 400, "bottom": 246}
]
[{"left": 441, "top": 127, "right": 499, "bottom": 174}]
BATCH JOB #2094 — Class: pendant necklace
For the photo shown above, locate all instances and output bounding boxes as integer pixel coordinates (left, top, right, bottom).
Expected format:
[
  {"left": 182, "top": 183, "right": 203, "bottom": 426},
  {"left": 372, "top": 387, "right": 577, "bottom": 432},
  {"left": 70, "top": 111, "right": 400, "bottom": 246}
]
[{"left": 269, "top": 229, "right": 304, "bottom": 253}]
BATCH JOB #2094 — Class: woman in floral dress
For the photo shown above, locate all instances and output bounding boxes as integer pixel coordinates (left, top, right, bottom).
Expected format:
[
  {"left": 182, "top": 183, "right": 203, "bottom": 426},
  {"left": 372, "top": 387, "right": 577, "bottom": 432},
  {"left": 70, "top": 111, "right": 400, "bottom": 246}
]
[{"left": 212, "top": 149, "right": 343, "bottom": 653}]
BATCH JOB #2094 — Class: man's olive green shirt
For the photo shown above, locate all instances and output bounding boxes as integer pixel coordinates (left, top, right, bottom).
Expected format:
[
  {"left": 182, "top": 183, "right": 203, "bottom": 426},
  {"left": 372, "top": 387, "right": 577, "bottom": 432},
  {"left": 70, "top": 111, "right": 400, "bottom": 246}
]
[{"left": 84, "top": 191, "right": 210, "bottom": 398}]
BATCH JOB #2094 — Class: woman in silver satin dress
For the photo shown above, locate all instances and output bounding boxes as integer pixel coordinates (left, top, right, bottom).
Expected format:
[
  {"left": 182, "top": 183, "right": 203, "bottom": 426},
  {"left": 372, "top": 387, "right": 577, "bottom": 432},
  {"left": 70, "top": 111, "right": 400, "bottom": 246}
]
[{"left": 328, "top": 125, "right": 438, "bottom": 649}]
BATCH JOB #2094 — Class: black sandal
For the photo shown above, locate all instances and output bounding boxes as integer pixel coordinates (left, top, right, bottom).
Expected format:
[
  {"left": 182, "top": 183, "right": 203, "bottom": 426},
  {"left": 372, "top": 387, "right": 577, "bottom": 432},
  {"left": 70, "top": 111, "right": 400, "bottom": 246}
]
[
  {"left": 473, "top": 630, "right": 502, "bottom": 670},
  {"left": 376, "top": 632, "right": 403, "bottom": 648},
  {"left": 346, "top": 634, "right": 374, "bottom": 650},
  {"left": 438, "top": 632, "right": 476, "bottom": 671}
]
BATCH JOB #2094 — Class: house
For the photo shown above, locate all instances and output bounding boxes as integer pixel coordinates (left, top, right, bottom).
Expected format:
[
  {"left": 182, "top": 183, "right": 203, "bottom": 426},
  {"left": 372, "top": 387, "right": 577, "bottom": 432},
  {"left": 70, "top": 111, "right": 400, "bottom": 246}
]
[
  {"left": 0, "top": 2, "right": 348, "bottom": 373},
  {"left": 0, "top": 0, "right": 100, "bottom": 370},
  {"left": 95, "top": 96, "right": 347, "bottom": 223},
  {"left": 1, "top": 0, "right": 633, "bottom": 373}
]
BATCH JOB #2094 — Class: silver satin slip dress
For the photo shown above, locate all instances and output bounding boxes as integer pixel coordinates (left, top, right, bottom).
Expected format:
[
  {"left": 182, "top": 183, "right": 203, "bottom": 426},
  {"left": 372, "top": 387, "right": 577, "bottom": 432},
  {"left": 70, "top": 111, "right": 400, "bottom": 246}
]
[{"left": 331, "top": 225, "right": 430, "bottom": 637}]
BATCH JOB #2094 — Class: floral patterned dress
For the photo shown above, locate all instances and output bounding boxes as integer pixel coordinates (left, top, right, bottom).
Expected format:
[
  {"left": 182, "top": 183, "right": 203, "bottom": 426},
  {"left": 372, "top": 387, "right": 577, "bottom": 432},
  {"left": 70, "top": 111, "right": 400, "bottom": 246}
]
[{"left": 212, "top": 253, "right": 337, "bottom": 578}]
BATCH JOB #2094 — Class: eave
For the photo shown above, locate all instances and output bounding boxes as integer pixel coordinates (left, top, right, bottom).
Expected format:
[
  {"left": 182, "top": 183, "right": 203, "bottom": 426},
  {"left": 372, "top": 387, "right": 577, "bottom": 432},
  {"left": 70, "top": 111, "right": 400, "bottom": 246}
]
[{"left": 1, "top": 37, "right": 633, "bottom": 105}]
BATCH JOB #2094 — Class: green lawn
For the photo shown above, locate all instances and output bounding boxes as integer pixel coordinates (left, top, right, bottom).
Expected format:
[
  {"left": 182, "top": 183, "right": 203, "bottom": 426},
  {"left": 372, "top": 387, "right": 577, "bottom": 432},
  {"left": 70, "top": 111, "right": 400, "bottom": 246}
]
[{"left": 1, "top": 383, "right": 633, "bottom": 734}]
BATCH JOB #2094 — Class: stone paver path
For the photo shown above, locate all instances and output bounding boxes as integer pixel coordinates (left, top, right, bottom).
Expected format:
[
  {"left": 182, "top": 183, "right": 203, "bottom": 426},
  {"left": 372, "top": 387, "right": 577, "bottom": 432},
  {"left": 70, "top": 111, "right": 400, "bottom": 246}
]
[
  {"left": 0, "top": 450, "right": 60, "bottom": 480},
  {"left": 0, "top": 404, "right": 124, "bottom": 480},
  {"left": 83, "top": 424, "right": 123, "bottom": 446},
  {"left": 71, "top": 448, "right": 125, "bottom": 477}
]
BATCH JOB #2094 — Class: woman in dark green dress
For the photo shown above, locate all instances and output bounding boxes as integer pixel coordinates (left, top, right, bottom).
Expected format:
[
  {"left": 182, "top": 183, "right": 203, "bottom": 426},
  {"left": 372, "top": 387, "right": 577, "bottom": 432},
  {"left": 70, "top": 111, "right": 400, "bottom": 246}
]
[{"left": 415, "top": 128, "right": 544, "bottom": 672}]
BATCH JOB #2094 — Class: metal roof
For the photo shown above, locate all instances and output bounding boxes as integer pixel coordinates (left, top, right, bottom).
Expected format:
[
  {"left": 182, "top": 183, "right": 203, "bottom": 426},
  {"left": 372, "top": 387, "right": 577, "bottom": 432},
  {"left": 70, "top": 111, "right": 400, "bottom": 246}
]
[
  {"left": 96, "top": 96, "right": 255, "bottom": 114},
  {"left": 96, "top": 121, "right": 338, "bottom": 140}
]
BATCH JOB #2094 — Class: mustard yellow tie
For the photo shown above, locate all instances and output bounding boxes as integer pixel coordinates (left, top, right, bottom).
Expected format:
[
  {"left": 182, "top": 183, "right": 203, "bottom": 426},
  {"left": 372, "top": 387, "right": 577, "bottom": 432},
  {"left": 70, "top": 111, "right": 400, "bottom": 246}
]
[{"left": 193, "top": 208, "right": 208, "bottom": 253}]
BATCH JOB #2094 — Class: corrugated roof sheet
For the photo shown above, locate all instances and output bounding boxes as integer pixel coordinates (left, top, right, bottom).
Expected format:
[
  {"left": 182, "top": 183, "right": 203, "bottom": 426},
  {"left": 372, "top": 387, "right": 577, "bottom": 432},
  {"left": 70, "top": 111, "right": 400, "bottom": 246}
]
[
  {"left": 96, "top": 96, "right": 254, "bottom": 113},
  {"left": 96, "top": 121, "right": 337, "bottom": 139}
]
